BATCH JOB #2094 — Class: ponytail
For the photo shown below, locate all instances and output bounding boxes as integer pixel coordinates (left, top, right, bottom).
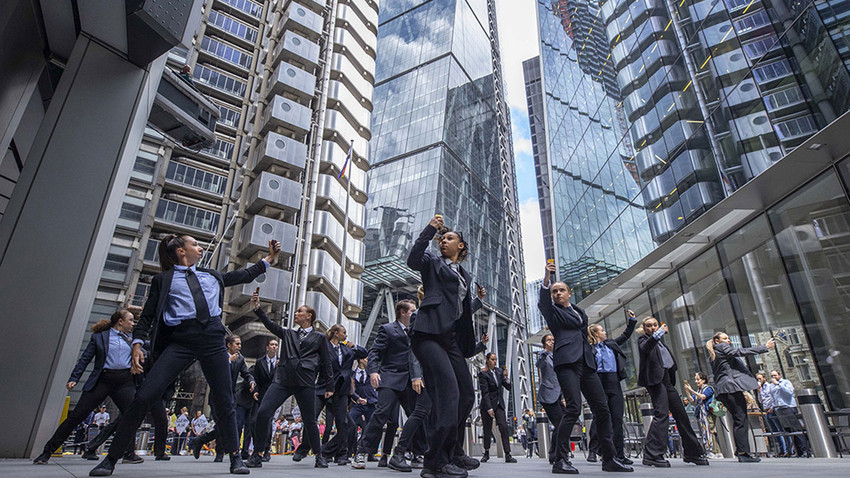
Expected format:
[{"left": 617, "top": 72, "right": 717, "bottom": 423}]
[
  {"left": 91, "top": 309, "right": 131, "bottom": 333},
  {"left": 706, "top": 332, "right": 724, "bottom": 362},
  {"left": 158, "top": 234, "right": 186, "bottom": 271}
]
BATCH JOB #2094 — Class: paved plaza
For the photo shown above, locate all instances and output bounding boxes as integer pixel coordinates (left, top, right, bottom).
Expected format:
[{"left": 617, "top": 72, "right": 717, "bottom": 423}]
[{"left": 3, "top": 455, "right": 848, "bottom": 478}]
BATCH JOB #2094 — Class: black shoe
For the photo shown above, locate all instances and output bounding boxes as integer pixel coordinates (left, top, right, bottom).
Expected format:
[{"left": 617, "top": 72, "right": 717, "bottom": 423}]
[
  {"left": 641, "top": 457, "right": 670, "bottom": 467},
  {"left": 352, "top": 453, "right": 367, "bottom": 469},
  {"left": 505, "top": 453, "right": 517, "bottom": 463},
  {"left": 389, "top": 454, "right": 412, "bottom": 472},
  {"left": 121, "top": 453, "right": 144, "bottom": 464},
  {"left": 411, "top": 455, "right": 424, "bottom": 469},
  {"left": 452, "top": 454, "right": 480, "bottom": 470},
  {"left": 378, "top": 455, "right": 389, "bottom": 467},
  {"left": 246, "top": 454, "right": 263, "bottom": 468},
  {"left": 618, "top": 457, "right": 633, "bottom": 465},
  {"left": 214, "top": 454, "right": 224, "bottom": 463},
  {"left": 738, "top": 454, "right": 760, "bottom": 463},
  {"left": 684, "top": 455, "right": 710, "bottom": 466},
  {"left": 368, "top": 454, "right": 379, "bottom": 462},
  {"left": 436, "top": 463, "right": 468, "bottom": 477},
  {"left": 33, "top": 452, "right": 51, "bottom": 465},
  {"left": 481, "top": 450, "right": 490, "bottom": 462},
  {"left": 193, "top": 440, "right": 203, "bottom": 459},
  {"left": 262, "top": 452, "right": 271, "bottom": 462},
  {"left": 82, "top": 448, "right": 99, "bottom": 460},
  {"left": 292, "top": 447, "right": 308, "bottom": 462},
  {"left": 89, "top": 456, "right": 116, "bottom": 476},
  {"left": 230, "top": 454, "right": 250, "bottom": 474},
  {"left": 155, "top": 454, "right": 171, "bottom": 461},
  {"left": 316, "top": 455, "right": 329, "bottom": 468},
  {"left": 586, "top": 452, "right": 598, "bottom": 463},
  {"left": 552, "top": 458, "right": 578, "bottom": 474},
  {"left": 601, "top": 460, "right": 633, "bottom": 472},
  {"left": 421, "top": 469, "right": 437, "bottom": 478},
  {"left": 335, "top": 455, "right": 351, "bottom": 465}
]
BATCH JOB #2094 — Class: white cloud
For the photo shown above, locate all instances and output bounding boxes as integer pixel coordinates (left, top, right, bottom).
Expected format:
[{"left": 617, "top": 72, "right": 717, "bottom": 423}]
[
  {"left": 519, "top": 198, "right": 545, "bottom": 282},
  {"left": 514, "top": 136, "right": 532, "bottom": 156},
  {"left": 495, "top": 0, "right": 540, "bottom": 113}
]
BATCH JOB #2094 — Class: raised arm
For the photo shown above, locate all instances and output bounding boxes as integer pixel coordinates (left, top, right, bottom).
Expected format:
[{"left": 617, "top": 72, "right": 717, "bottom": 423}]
[
  {"left": 254, "top": 307, "right": 287, "bottom": 340},
  {"left": 714, "top": 342, "right": 768, "bottom": 359},
  {"left": 407, "top": 217, "right": 441, "bottom": 272},
  {"left": 613, "top": 313, "right": 637, "bottom": 346},
  {"left": 639, "top": 328, "right": 665, "bottom": 354},
  {"left": 350, "top": 344, "right": 369, "bottom": 361},
  {"left": 221, "top": 259, "right": 268, "bottom": 287}
]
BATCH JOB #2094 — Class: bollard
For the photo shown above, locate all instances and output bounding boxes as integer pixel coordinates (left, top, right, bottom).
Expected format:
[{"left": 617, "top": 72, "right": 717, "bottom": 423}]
[
  {"left": 464, "top": 420, "right": 473, "bottom": 457},
  {"left": 136, "top": 424, "right": 151, "bottom": 455},
  {"left": 639, "top": 403, "right": 653, "bottom": 435},
  {"left": 536, "top": 412, "right": 550, "bottom": 459},
  {"left": 715, "top": 411, "right": 735, "bottom": 458},
  {"left": 796, "top": 389, "right": 838, "bottom": 458}
]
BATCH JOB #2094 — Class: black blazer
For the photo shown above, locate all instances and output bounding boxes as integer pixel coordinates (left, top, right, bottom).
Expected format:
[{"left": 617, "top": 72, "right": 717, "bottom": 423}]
[
  {"left": 252, "top": 354, "right": 276, "bottom": 402},
  {"left": 407, "top": 224, "right": 481, "bottom": 357},
  {"left": 367, "top": 321, "right": 413, "bottom": 392},
  {"left": 598, "top": 318, "right": 636, "bottom": 381},
  {"left": 478, "top": 368, "right": 511, "bottom": 412},
  {"left": 255, "top": 308, "right": 332, "bottom": 391},
  {"left": 134, "top": 261, "right": 267, "bottom": 357},
  {"left": 537, "top": 286, "right": 595, "bottom": 369},
  {"left": 317, "top": 342, "right": 368, "bottom": 396},
  {"left": 231, "top": 355, "right": 255, "bottom": 409},
  {"left": 710, "top": 342, "right": 768, "bottom": 394},
  {"left": 70, "top": 330, "right": 127, "bottom": 392},
  {"left": 638, "top": 333, "right": 677, "bottom": 387},
  {"left": 351, "top": 368, "right": 378, "bottom": 404}
]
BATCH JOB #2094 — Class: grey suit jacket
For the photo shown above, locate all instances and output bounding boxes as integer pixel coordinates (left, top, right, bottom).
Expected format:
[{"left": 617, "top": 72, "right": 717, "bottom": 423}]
[
  {"left": 536, "top": 350, "right": 562, "bottom": 405},
  {"left": 710, "top": 342, "right": 768, "bottom": 394}
]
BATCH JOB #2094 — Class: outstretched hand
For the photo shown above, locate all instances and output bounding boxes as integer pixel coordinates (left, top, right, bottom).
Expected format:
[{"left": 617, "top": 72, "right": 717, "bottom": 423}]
[{"left": 264, "top": 240, "right": 281, "bottom": 265}]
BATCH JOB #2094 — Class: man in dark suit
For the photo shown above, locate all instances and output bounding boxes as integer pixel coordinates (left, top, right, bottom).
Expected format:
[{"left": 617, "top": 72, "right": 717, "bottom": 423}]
[
  {"left": 638, "top": 318, "right": 707, "bottom": 467},
  {"left": 247, "top": 295, "right": 333, "bottom": 469},
  {"left": 478, "top": 353, "right": 516, "bottom": 463},
  {"left": 537, "top": 334, "right": 566, "bottom": 464},
  {"left": 90, "top": 236, "right": 278, "bottom": 476},
  {"left": 193, "top": 335, "right": 255, "bottom": 462},
  {"left": 586, "top": 311, "right": 637, "bottom": 464},
  {"left": 538, "top": 261, "right": 632, "bottom": 474},
  {"left": 351, "top": 299, "right": 423, "bottom": 470},
  {"left": 245, "top": 339, "right": 277, "bottom": 461},
  {"left": 349, "top": 358, "right": 377, "bottom": 457}
]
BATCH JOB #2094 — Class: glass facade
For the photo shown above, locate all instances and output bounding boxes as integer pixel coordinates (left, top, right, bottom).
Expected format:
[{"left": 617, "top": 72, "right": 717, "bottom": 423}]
[
  {"left": 533, "top": 0, "right": 850, "bottom": 302},
  {"left": 588, "top": 158, "right": 850, "bottom": 410},
  {"left": 363, "top": 0, "right": 515, "bottom": 318}
]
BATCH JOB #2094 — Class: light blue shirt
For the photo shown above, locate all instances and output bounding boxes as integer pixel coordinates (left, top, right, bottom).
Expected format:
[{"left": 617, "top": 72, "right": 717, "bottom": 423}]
[
  {"left": 595, "top": 342, "right": 617, "bottom": 373},
  {"left": 164, "top": 260, "right": 268, "bottom": 326},
  {"left": 771, "top": 378, "right": 797, "bottom": 408},
  {"left": 104, "top": 328, "right": 132, "bottom": 370}
]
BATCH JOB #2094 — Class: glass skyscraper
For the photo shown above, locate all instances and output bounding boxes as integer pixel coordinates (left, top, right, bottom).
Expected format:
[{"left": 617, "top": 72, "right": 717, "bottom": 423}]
[{"left": 362, "top": 0, "right": 531, "bottom": 415}]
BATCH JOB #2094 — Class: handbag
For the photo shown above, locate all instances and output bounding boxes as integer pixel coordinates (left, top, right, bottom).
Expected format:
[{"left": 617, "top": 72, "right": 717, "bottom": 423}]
[{"left": 708, "top": 397, "right": 727, "bottom": 417}]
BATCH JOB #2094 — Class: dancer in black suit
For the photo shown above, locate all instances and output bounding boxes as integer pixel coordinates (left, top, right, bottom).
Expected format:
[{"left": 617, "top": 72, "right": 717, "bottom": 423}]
[
  {"left": 246, "top": 293, "right": 333, "bottom": 469},
  {"left": 638, "top": 317, "right": 707, "bottom": 467},
  {"left": 478, "top": 353, "right": 516, "bottom": 463},
  {"left": 538, "top": 261, "right": 632, "bottom": 474},
  {"left": 192, "top": 335, "right": 255, "bottom": 462},
  {"left": 89, "top": 235, "right": 279, "bottom": 476},
  {"left": 537, "top": 333, "right": 567, "bottom": 465},
  {"left": 407, "top": 216, "right": 488, "bottom": 478},
  {"left": 246, "top": 339, "right": 278, "bottom": 461},
  {"left": 351, "top": 299, "right": 424, "bottom": 470},
  {"left": 586, "top": 311, "right": 637, "bottom": 464},
  {"left": 35, "top": 310, "right": 141, "bottom": 465},
  {"left": 349, "top": 358, "right": 377, "bottom": 457}
]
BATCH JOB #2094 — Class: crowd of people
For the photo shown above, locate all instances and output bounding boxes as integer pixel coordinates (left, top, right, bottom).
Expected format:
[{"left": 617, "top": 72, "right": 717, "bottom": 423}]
[{"left": 32, "top": 216, "right": 804, "bottom": 476}]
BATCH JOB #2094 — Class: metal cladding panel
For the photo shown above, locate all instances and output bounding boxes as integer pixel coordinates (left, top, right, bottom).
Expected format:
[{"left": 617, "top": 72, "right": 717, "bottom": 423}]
[
  {"left": 238, "top": 215, "right": 297, "bottom": 258},
  {"left": 276, "top": 30, "right": 320, "bottom": 69},
  {"left": 235, "top": 267, "right": 292, "bottom": 305},
  {"left": 252, "top": 131, "right": 308, "bottom": 172},
  {"left": 125, "top": 0, "right": 196, "bottom": 66},
  {"left": 282, "top": 2, "right": 324, "bottom": 40},
  {"left": 267, "top": 61, "right": 316, "bottom": 101},
  {"left": 262, "top": 95, "right": 312, "bottom": 135},
  {"left": 246, "top": 171, "right": 302, "bottom": 213}
]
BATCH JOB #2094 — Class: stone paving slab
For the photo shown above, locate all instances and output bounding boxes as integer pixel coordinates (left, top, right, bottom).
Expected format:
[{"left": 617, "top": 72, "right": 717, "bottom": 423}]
[{"left": 2, "top": 454, "right": 848, "bottom": 477}]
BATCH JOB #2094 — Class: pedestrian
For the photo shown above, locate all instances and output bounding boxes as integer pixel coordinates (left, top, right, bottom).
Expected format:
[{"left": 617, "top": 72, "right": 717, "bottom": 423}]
[
  {"left": 248, "top": 339, "right": 278, "bottom": 461},
  {"left": 478, "top": 353, "right": 516, "bottom": 463},
  {"left": 173, "top": 407, "right": 190, "bottom": 456},
  {"left": 767, "top": 369, "right": 808, "bottom": 457},
  {"left": 684, "top": 372, "right": 720, "bottom": 457}
]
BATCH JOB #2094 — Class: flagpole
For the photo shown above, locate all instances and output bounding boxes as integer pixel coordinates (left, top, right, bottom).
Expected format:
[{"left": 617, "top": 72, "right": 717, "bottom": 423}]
[{"left": 337, "top": 140, "right": 354, "bottom": 325}]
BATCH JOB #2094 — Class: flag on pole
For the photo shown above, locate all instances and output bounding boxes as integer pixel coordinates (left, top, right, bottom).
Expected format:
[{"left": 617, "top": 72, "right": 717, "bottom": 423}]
[{"left": 338, "top": 142, "right": 352, "bottom": 179}]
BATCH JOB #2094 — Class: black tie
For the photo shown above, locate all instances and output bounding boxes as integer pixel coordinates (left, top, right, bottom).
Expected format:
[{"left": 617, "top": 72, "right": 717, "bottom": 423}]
[
  {"left": 335, "top": 345, "right": 342, "bottom": 365},
  {"left": 117, "top": 331, "right": 132, "bottom": 345},
  {"left": 299, "top": 329, "right": 309, "bottom": 342},
  {"left": 185, "top": 268, "right": 212, "bottom": 324}
]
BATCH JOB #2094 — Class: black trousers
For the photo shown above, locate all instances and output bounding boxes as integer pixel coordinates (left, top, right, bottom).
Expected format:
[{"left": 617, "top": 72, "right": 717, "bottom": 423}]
[
  {"left": 588, "top": 372, "right": 626, "bottom": 459},
  {"left": 555, "top": 363, "right": 616, "bottom": 464},
  {"left": 43, "top": 369, "right": 136, "bottom": 454},
  {"left": 643, "top": 369, "right": 704, "bottom": 460},
  {"left": 411, "top": 331, "right": 474, "bottom": 470},
  {"left": 396, "top": 388, "right": 431, "bottom": 455},
  {"left": 87, "top": 399, "right": 169, "bottom": 456},
  {"left": 254, "top": 383, "right": 319, "bottom": 455},
  {"left": 348, "top": 403, "right": 375, "bottom": 454},
  {"left": 357, "top": 386, "right": 415, "bottom": 454},
  {"left": 234, "top": 403, "right": 252, "bottom": 454},
  {"left": 481, "top": 407, "right": 510, "bottom": 452},
  {"left": 717, "top": 392, "right": 751, "bottom": 456},
  {"left": 106, "top": 319, "right": 239, "bottom": 460},
  {"left": 541, "top": 400, "right": 566, "bottom": 462},
  {"left": 321, "top": 393, "right": 353, "bottom": 457},
  {"left": 245, "top": 398, "right": 272, "bottom": 455}
]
